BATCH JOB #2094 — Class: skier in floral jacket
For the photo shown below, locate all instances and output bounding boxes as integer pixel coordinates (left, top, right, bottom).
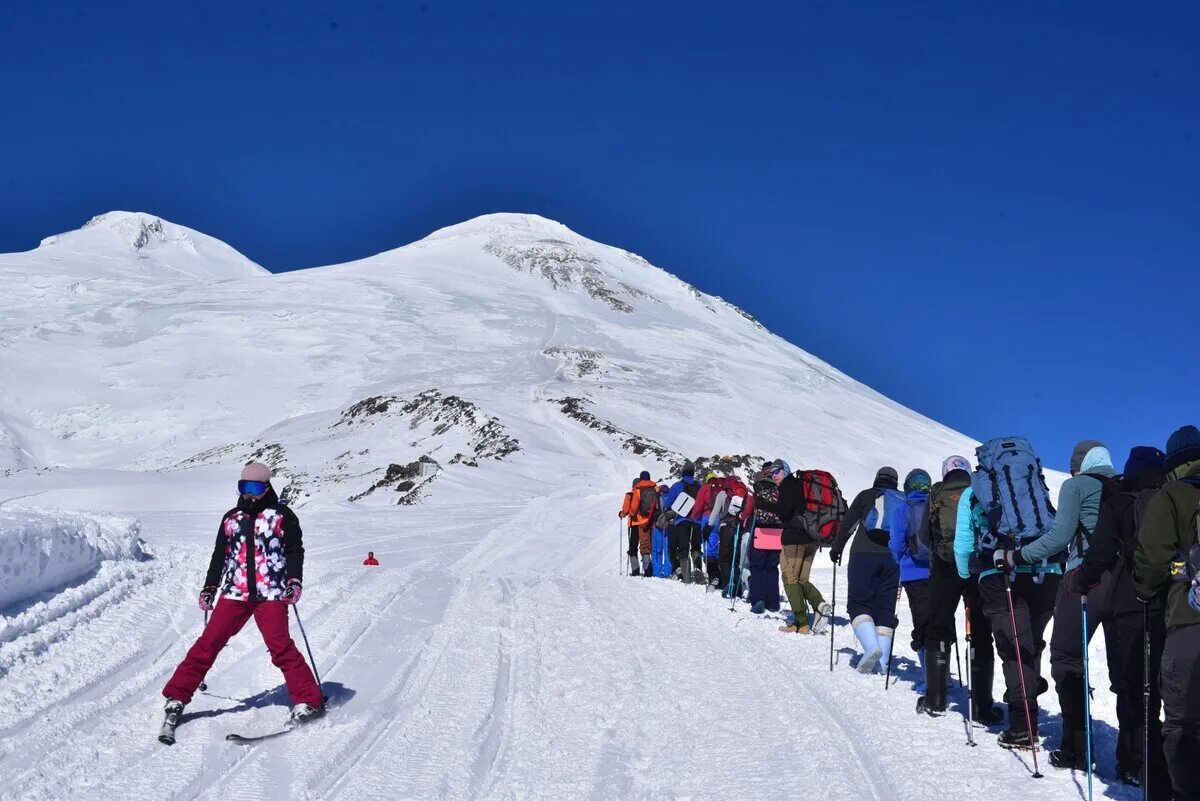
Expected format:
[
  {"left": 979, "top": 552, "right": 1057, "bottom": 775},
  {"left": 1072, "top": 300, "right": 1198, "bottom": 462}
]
[{"left": 162, "top": 463, "right": 323, "bottom": 726}]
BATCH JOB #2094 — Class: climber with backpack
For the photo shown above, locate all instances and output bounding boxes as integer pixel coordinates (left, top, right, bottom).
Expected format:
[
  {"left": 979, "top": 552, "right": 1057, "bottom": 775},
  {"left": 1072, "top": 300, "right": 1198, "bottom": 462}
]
[
  {"left": 888, "top": 469, "right": 933, "bottom": 692},
  {"left": 829, "top": 466, "right": 904, "bottom": 674},
  {"left": 695, "top": 473, "right": 753, "bottom": 591},
  {"left": 999, "top": 440, "right": 1119, "bottom": 771},
  {"left": 651, "top": 483, "right": 674, "bottom": 578},
  {"left": 1133, "top": 425, "right": 1200, "bottom": 801},
  {"left": 661, "top": 464, "right": 704, "bottom": 584},
  {"left": 1074, "top": 446, "right": 1169, "bottom": 795},
  {"left": 619, "top": 471, "right": 660, "bottom": 577},
  {"left": 918, "top": 455, "right": 1001, "bottom": 724},
  {"left": 956, "top": 436, "right": 1061, "bottom": 756},
  {"left": 746, "top": 461, "right": 788, "bottom": 614}
]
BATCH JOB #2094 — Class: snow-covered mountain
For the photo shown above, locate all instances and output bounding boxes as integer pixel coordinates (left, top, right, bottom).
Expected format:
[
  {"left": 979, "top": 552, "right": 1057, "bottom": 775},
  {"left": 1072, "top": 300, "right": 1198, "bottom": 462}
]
[
  {"left": 1, "top": 209, "right": 979, "bottom": 494},
  {"left": 1, "top": 213, "right": 1106, "bottom": 801}
]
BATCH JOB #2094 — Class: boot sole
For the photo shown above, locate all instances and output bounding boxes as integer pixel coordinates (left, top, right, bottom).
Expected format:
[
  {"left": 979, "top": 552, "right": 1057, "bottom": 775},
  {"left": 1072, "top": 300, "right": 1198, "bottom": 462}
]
[{"left": 856, "top": 649, "right": 882, "bottom": 674}]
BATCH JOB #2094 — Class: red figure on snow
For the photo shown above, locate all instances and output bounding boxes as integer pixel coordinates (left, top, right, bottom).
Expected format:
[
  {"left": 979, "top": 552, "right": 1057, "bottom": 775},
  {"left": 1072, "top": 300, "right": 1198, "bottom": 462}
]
[{"left": 363, "top": 551, "right": 380, "bottom": 566}]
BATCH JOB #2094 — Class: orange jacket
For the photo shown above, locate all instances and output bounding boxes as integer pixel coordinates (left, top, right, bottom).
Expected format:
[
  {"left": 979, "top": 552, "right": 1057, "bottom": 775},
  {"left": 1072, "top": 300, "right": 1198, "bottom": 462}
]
[{"left": 620, "top": 479, "right": 660, "bottom": 528}]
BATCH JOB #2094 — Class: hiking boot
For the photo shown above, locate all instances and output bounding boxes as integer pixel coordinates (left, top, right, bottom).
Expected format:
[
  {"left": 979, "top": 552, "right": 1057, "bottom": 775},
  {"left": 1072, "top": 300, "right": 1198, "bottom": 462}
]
[
  {"left": 916, "top": 645, "right": 949, "bottom": 716},
  {"left": 1115, "top": 764, "right": 1141, "bottom": 787},
  {"left": 750, "top": 601, "right": 766, "bottom": 614},
  {"left": 641, "top": 556, "right": 653, "bottom": 577},
  {"left": 915, "top": 696, "right": 945, "bottom": 717},
  {"left": 997, "top": 729, "right": 1035, "bottom": 751},
  {"left": 1049, "top": 749, "right": 1091, "bottom": 771},
  {"left": 972, "top": 703, "right": 1005, "bottom": 727},
  {"left": 810, "top": 602, "right": 833, "bottom": 636},
  {"left": 778, "top": 624, "right": 810, "bottom": 634}
]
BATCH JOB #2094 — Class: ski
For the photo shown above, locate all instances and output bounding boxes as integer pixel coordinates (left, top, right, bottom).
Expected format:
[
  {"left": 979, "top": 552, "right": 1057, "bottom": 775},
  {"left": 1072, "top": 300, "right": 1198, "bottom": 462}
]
[{"left": 225, "top": 728, "right": 294, "bottom": 744}]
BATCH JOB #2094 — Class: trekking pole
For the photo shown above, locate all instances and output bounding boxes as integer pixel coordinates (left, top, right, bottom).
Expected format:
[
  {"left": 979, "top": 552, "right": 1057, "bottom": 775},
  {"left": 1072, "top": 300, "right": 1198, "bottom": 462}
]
[
  {"left": 964, "top": 602, "right": 976, "bottom": 747},
  {"left": 884, "top": 584, "right": 902, "bottom": 689},
  {"left": 1081, "top": 595, "right": 1094, "bottom": 801},
  {"left": 1142, "top": 601, "right": 1151, "bottom": 801},
  {"left": 829, "top": 559, "right": 837, "bottom": 672},
  {"left": 291, "top": 605, "right": 324, "bottom": 698},
  {"left": 618, "top": 520, "right": 624, "bottom": 576},
  {"left": 199, "top": 610, "right": 210, "bottom": 692},
  {"left": 953, "top": 638, "right": 964, "bottom": 689},
  {"left": 726, "top": 521, "right": 743, "bottom": 610},
  {"left": 1004, "top": 574, "right": 1043, "bottom": 778}
]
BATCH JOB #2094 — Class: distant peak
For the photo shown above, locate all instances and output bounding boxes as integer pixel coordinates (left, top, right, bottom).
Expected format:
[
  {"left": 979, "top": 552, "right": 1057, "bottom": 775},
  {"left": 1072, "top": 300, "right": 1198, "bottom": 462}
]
[{"left": 421, "top": 213, "right": 582, "bottom": 243}]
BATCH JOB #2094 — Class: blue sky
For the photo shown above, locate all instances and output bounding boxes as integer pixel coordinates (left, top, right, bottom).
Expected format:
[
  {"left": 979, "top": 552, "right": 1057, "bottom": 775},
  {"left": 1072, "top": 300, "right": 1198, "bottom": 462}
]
[{"left": 2, "top": 1, "right": 1196, "bottom": 473}]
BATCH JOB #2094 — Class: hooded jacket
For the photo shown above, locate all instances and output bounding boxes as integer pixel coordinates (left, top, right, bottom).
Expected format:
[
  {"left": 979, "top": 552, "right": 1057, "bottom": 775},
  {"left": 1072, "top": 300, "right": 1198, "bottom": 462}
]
[
  {"left": 830, "top": 473, "right": 901, "bottom": 558},
  {"left": 1019, "top": 446, "right": 1118, "bottom": 572},
  {"left": 1133, "top": 459, "right": 1200, "bottom": 630},
  {"left": 205, "top": 486, "right": 304, "bottom": 602},
  {"left": 662, "top": 476, "right": 703, "bottom": 525}
]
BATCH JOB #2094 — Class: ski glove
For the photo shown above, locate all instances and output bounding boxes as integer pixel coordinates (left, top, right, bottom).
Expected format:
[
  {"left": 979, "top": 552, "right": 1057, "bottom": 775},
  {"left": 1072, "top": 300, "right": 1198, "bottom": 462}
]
[
  {"left": 828, "top": 548, "right": 843, "bottom": 565},
  {"left": 282, "top": 578, "right": 302, "bottom": 605},
  {"left": 992, "top": 550, "right": 1019, "bottom": 574},
  {"left": 198, "top": 585, "right": 217, "bottom": 611},
  {"left": 1067, "top": 568, "right": 1099, "bottom": 595}
]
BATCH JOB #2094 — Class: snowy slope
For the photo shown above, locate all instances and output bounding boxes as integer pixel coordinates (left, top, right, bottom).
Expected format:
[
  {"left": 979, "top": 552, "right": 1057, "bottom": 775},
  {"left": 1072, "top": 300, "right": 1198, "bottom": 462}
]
[{"left": 0, "top": 212, "right": 1113, "bottom": 801}]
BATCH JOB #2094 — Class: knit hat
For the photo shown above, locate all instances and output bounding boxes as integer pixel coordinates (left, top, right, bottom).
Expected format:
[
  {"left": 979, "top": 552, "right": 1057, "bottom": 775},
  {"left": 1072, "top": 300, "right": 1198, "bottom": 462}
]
[
  {"left": 1070, "top": 440, "right": 1105, "bottom": 474},
  {"left": 240, "top": 462, "right": 272, "bottom": 483},
  {"left": 705, "top": 471, "right": 719, "bottom": 482},
  {"left": 875, "top": 466, "right": 899, "bottom": 487},
  {"left": 1165, "top": 425, "right": 1200, "bottom": 473},
  {"left": 941, "top": 455, "right": 972, "bottom": 478},
  {"left": 904, "top": 469, "right": 932, "bottom": 493},
  {"left": 658, "top": 484, "right": 670, "bottom": 494},
  {"left": 681, "top": 462, "right": 695, "bottom": 478},
  {"left": 638, "top": 470, "right": 651, "bottom": 481},
  {"left": 1123, "top": 446, "right": 1165, "bottom": 478}
]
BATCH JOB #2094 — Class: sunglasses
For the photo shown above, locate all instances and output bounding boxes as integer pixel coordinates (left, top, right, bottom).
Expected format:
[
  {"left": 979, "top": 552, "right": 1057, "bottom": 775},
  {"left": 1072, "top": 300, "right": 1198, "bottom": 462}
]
[{"left": 238, "top": 480, "right": 269, "bottom": 496}]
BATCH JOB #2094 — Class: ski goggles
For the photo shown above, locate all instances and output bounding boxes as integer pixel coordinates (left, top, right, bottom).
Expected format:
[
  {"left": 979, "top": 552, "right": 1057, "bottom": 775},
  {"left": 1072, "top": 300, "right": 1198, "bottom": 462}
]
[{"left": 238, "top": 479, "right": 269, "bottom": 496}]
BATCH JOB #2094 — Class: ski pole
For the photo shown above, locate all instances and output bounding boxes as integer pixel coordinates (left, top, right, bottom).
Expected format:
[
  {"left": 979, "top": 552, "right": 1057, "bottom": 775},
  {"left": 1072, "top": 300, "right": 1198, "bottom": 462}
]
[
  {"left": 1004, "top": 574, "right": 1043, "bottom": 778},
  {"left": 291, "top": 605, "right": 324, "bottom": 698},
  {"left": 964, "top": 602, "right": 976, "bottom": 747},
  {"left": 618, "top": 519, "right": 623, "bottom": 576},
  {"left": 1082, "top": 594, "right": 1093, "bottom": 801},
  {"left": 198, "top": 610, "right": 211, "bottom": 692},
  {"left": 829, "top": 558, "right": 837, "bottom": 672},
  {"left": 1142, "top": 601, "right": 1151, "bottom": 801}
]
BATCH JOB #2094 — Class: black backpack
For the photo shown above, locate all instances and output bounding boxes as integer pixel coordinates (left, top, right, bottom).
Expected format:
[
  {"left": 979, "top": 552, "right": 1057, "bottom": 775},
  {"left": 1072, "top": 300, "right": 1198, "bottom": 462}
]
[
  {"left": 928, "top": 476, "right": 970, "bottom": 563},
  {"left": 1077, "top": 472, "right": 1123, "bottom": 559}
]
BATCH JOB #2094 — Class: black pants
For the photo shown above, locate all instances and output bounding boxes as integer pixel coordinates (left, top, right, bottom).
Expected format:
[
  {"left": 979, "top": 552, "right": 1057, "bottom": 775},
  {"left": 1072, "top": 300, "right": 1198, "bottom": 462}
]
[
  {"left": 903, "top": 579, "right": 930, "bottom": 652},
  {"left": 1161, "top": 622, "right": 1200, "bottom": 801},
  {"left": 670, "top": 521, "right": 701, "bottom": 571},
  {"left": 627, "top": 526, "right": 639, "bottom": 557},
  {"left": 1106, "top": 608, "right": 1169, "bottom": 799},
  {"left": 717, "top": 522, "right": 744, "bottom": 591},
  {"left": 924, "top": 557, "right": 996, "bottom": 706},
  {"left": 1049, "top": 568, "right": 1118, "bottom": 757},
  {"left": 979, "top": 571, "right": 1058, "bottom": 735},
  {"left": 746, "top": 544, "right": 781, "bottom": 611}
]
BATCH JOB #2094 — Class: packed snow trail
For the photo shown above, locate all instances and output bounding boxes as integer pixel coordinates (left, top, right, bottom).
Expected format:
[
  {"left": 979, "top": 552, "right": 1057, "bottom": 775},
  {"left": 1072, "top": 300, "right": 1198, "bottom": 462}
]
[{"left": 1, "top": 498, "right": 1135, "bottom": 801}]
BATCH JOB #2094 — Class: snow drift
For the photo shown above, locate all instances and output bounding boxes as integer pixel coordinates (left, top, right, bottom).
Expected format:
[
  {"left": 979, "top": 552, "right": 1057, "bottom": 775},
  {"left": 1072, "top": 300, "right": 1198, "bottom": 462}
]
[{"left": 0, "top": 508, "right": 145, "bottom": 612}]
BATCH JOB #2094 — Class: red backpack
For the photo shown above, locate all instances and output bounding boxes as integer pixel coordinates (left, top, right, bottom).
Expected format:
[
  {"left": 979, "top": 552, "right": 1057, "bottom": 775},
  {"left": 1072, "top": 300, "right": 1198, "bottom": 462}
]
[{"left": 797, "top": 470, "right": 847, "bottom": 542}]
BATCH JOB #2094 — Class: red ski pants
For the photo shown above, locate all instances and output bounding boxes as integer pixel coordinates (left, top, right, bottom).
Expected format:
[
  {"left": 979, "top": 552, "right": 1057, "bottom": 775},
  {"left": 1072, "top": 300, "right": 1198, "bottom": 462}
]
[{"left": 162, "top": 597, "right": 322, "bottom": 706}]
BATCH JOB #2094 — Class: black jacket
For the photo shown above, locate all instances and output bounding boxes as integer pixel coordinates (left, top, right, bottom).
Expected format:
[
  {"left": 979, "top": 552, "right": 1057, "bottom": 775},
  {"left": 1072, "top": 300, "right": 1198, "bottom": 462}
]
[
  {"left": 755, "top": 474, "right": 810, "bottom": 546},
  {"left": 1079, "top": 469, "right": 1166, "bottom": 615},
  {"left": 831, "top": 475, "right": 900, "bottom": 558}
]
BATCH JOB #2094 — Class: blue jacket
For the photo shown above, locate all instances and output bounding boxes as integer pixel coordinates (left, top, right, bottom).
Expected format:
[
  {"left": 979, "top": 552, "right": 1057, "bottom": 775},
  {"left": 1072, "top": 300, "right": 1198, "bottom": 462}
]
[
  {"left": 889, "top": 490, "right": 931, "bottom": 582},
  {"left": 662, "top": 477, "right": 702, "bottom": 519},
  {"left": 1018, "top": 447, "right": 1117, "bottom": 572},
  {"left": 955, "top": 487, "right": 1064, "bottom": 580}
]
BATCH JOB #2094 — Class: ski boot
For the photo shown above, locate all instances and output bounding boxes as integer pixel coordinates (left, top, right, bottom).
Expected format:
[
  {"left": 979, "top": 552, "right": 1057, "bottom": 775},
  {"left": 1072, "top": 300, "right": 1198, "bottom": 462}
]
[
  {"left": 997, "top": 729, "right": 1035, "bottom": 751},
  {"left": 158, "top": 699, "right": 185, "bottom": 745},
  {"left": 288, "top": 703, "right": 325, "bottom": 727}
]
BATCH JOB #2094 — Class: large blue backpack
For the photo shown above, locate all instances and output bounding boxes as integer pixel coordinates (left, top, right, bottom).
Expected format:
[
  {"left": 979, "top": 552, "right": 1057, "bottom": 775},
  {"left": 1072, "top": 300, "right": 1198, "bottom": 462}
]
[
  {"left": 863, "top": 488, "right": 905, "bottom": 532},
  {"left": 905, "top": 496, "right": 931, "bottom": 564},
  {"left": 970, "top": 436, "right": 1057, "bottom": 557}
]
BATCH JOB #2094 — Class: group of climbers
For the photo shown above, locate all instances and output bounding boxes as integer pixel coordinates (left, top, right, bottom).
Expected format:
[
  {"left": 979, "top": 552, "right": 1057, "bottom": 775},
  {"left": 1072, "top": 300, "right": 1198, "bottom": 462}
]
[{"left": 616, "top": 426, "right": 1200, "bottom": 801}]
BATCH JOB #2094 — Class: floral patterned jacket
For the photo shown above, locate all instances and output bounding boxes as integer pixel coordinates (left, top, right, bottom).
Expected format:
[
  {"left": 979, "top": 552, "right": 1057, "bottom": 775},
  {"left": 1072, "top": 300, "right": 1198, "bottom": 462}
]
[{"left": 204, "top": 487, "right": 304, "bottom": 601}]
